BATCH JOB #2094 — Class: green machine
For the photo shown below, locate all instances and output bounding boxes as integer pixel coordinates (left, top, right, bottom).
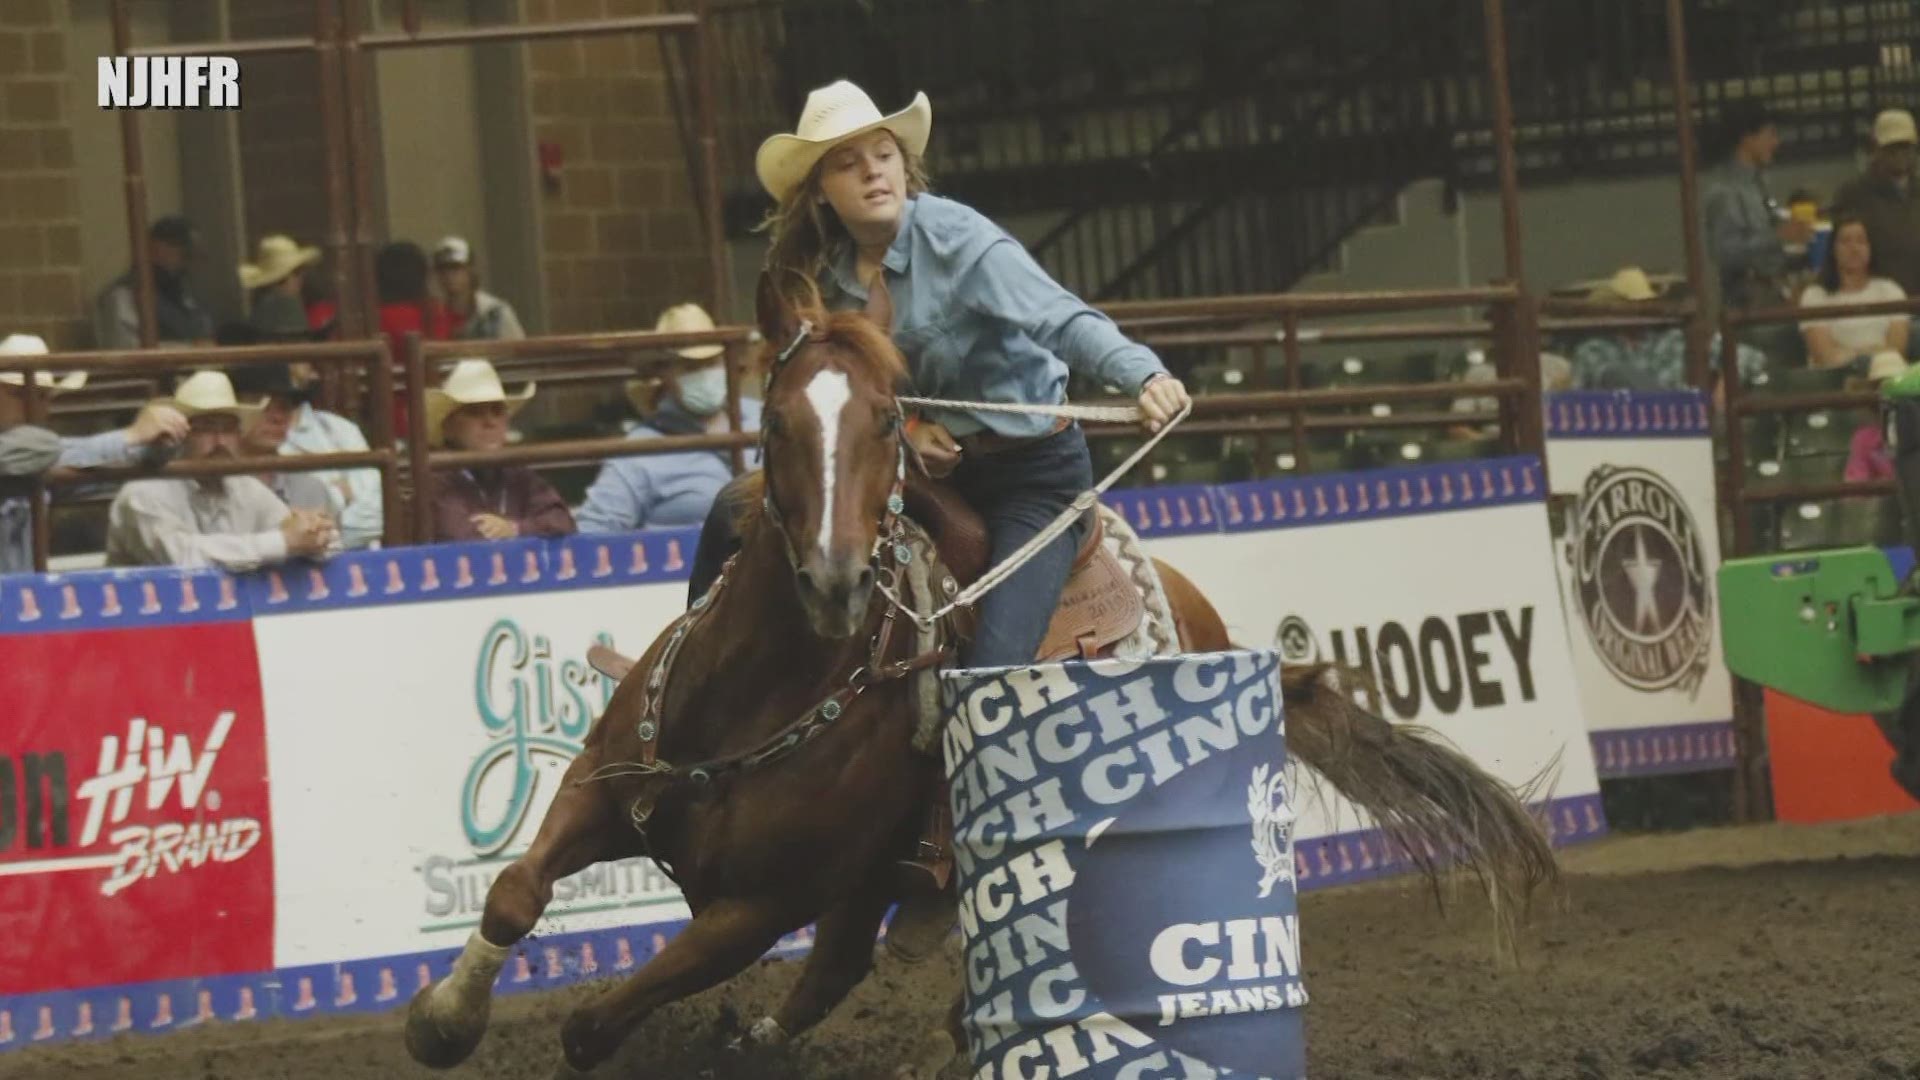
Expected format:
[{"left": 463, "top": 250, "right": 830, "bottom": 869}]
[{"left": 1717, "top": 366, "right": 1920, "bottom": 797}]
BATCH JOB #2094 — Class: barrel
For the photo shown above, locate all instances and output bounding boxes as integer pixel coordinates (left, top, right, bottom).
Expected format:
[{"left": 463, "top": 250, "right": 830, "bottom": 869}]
[{"left": 939, "top": 649, "right": 1308, "bottom": 1080}]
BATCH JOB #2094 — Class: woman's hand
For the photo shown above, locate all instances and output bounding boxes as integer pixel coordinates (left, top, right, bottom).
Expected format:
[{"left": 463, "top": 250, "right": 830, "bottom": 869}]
[
  {"left": 1138, "top": 374, "right": 1192, "bottom": 433},
  {"left": 908, "top": 419, "right": 963, "bottom": 478}
]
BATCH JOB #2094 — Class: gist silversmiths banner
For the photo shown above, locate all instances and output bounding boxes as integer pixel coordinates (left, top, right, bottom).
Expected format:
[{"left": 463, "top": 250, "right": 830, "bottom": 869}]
[{"left": 941, "top": 651, "right": 1307, "bottom": 1080}]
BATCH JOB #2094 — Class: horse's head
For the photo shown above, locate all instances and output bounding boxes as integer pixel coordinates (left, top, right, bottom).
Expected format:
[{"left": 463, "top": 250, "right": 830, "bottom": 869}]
[{"left": 753, "top": 271, "right": 911, "bottom": 639}]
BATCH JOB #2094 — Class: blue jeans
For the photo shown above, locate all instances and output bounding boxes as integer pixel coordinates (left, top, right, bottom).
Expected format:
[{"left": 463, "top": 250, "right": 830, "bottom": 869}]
[
  {"left": 948, "top": 425, "right": 1092, "bottom": 668},
  {"left": 686, "top": 426, "right": 1093, "bottom": 669}
]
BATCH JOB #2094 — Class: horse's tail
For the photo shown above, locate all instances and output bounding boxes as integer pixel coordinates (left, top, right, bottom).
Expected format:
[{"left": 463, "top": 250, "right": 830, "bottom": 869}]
[{"left": 1279, "top": 662, "right": 1561, "bottom": 963}]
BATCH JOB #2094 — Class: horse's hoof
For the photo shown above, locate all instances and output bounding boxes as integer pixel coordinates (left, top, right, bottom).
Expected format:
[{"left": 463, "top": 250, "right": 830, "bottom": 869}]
[
  {"left": 403, "top": 983, "right": 489, "bottom": 1069},
  {"left": 561, "top": 1008, "right": 618, "bottom": 1074}
]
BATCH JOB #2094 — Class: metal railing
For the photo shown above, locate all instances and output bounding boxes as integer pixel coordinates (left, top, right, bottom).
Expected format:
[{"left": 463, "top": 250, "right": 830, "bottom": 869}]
[
  {"left": 1720, "top": 294, "right": 1920, "bottom": 555},
  {"left": 109, "top": 0, "right": 728, "bottom": 346},
  {"left": 0, "top": 340, "right": 400, "bottom": 571}
]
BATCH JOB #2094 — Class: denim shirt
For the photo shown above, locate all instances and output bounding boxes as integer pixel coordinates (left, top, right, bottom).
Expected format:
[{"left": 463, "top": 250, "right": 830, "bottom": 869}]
[
  {"left": 822, "top": 194, "right": 1166, "bottom": 438},
  {"left": 575, "top": 398, "right": 762, "bottom": 533},
  {"left": 1703, "top": 160, "right": 1787, "bottom": 299}
]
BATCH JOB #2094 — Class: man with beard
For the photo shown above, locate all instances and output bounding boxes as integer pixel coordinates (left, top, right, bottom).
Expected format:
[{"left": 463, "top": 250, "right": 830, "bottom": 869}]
[
  {"left": 93, "top": 215, "right": 215, "bottom": 349},
  {"left": 106, "top": 370, "right": 336, "bottom": 571}
]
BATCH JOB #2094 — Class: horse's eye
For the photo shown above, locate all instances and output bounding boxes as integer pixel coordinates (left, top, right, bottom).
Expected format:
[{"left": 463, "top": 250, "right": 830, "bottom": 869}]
[{"left": 879, "top": 411, "right": 900, "bottom": 435}]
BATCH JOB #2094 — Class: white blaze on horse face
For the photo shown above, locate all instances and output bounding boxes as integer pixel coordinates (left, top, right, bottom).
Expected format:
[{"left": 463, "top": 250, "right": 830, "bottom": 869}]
[{"left": 803, "top": 369, "right": 854, "bottom": 557}]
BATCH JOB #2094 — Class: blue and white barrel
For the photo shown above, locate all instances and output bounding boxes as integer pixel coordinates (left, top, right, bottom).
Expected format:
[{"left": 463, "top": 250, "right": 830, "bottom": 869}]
[{"left": 940, "top": 650, "right": 1308, "bottom": 1080}]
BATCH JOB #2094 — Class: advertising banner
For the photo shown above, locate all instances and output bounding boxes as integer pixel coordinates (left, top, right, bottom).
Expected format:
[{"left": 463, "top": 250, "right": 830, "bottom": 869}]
[
  {"left": 0, "top": 571, "right": 274, "bottom": 1003},
  {"left": 943, "top": 651, "right": 1306, "bottom": 1080},
  {"left": 1544, "top": 391, "right": 1737, "bottom": 777}
]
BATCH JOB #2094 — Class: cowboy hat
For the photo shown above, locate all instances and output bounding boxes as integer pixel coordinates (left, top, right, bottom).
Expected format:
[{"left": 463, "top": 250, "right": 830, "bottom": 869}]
[
  {"left": 655, "top": 302, "right": 726, "bottom": 361},
  {"left": 0, "top": 333, "right": 85, "bottom": 394},
  {"left": 1588, "top": 266, "right": 1660, "bottom": 303},
  {"left": 425, "top": 358, "right": 535, "bottom": 447},
  {"left": 755, "top": 80, "right": 932, "bottom": 201},
  {"left": 239, "top": 234, "right": 321, "bottom": 291},
  {"left": 161, "top": 369, "right": 266, "bottom": 422},
  {"left": 1870, "top": 349, "right": 1910, "bottom": 383}
]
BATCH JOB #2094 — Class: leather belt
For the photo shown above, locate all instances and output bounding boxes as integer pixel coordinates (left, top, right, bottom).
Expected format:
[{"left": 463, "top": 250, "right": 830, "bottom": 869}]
[{"left": 956, "top": 416, "right": 1071, "bottom": 458}]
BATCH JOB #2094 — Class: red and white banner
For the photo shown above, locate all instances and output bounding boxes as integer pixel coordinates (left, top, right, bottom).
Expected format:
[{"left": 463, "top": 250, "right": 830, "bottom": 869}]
[{"left": 0, "top": 619, "right": 274, "bottom": 996}]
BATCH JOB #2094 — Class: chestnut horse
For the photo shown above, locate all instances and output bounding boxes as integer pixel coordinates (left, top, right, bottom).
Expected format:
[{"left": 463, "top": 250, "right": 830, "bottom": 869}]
[{"left": 404, "top": 275, "right": 1558, "bottom": 1077}]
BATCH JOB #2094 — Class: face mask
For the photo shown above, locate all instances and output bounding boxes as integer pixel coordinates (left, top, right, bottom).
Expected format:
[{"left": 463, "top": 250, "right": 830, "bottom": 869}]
[{"left": 675, "top": 364, "right": 728, "bottom": 417}]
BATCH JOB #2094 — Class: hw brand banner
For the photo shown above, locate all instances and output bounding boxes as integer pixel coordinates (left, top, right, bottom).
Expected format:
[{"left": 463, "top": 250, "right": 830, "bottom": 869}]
[
  {"left": 942, "top": 651, "right": 1306, "bottom": 1080},
  {"left": 0, "top": 618, "right": 274, "bottom": 997},
  {"left": 1545, "top": 391, "right": 1736, "bottom": 777}
]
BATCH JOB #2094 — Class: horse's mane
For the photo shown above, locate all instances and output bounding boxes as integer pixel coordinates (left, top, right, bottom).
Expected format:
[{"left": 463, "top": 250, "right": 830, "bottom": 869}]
[{"left": 731, "top": 307, "right": 908, "bottom": 536}]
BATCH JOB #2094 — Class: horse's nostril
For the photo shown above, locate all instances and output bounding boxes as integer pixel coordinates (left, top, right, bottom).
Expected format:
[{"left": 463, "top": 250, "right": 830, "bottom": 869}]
[
  {"left": 856, "top": 567, "right": 874, "bottom": 591},
  {"left": 795, "top": 568, "right": 817, "bottom": 596}
]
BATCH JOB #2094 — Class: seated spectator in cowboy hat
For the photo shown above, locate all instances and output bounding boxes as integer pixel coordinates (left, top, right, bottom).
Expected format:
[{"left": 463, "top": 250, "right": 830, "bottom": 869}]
[
  {"left": 241, "top": 234, "right": 324, "bottom": 342},
  {"left": 107, "top": 370, "right": 338, "bottom": 571},
  {"left": 228, "top": 363, "right": 384, "bottom": 544},
  {"left": 0, "top": 333, "right": 188, "bottom": 574},
  {"left": 433, "top": 236, "right": 526, "bottom": 341},
  {"left": 576, "top": 303, "right": 761, "bottom": 533},
  {"left": 1569, "top": 266, "right": 1768, "bottom": 392},
  {"left": 424, "top": 358, "right": 575, "bottom": 543}
]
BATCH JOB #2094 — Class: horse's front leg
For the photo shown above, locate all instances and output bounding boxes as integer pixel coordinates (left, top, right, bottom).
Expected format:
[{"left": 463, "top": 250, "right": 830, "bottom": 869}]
[
  {"left": 741, "top": 877, "right": 895, "bottom": 1050},
  {"left": 559, "top": 896, "right": 800, "bottom": 1074},
  {"left": 405, "top": 752, "right": 626, "bottom": 1069}
]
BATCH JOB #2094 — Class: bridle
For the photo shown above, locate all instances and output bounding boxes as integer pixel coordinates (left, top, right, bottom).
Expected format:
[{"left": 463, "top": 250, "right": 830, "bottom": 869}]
[
  {"left": 587, "top": 317, "right": 949, "bottom": 839},
  {"left": 759, "top": 319, "right": 911, "bottom": 578}
]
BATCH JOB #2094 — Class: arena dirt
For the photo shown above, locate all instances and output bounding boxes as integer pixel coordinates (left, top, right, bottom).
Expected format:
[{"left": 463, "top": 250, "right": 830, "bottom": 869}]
[{"left": 10, "top": 814, "right": 1920, "bottom": 1080}]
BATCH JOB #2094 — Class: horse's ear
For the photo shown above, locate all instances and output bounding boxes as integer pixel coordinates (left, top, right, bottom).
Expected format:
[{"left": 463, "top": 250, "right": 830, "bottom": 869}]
[
  {"left": 863, "top": 274, "right": 895, "bottom": 331},
  {"left": 755, "top": 270, "right": 798, "bottom": 345}
]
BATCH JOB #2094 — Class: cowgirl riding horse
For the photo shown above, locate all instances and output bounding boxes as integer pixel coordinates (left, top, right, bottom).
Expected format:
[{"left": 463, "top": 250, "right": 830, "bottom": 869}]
[{"left": 689, "top": 80, "right": 1192, "bottom": 666}]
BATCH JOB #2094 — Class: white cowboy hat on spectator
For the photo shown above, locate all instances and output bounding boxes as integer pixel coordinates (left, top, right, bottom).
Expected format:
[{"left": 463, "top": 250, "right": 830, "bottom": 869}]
[
  {"left": 426, "top": 358, "right": 535, "bottom": 447},
  {"left": 239, "top": 234, "right": 321, "bottom": 291},
  {"left": 1870, "top": 350, "right": 1910, "bottom": 383},
  {"left": 433, "top": 236, "right": 473, "bottom": 268},
  {"left": 1589, "top": 266, "right": 1659, "bottom": 303},
  {"left": 161, "top": 369, "right": 265, "bottom": 422},
  {"left": 655, "top": 302, "right": 726, "bottom": 361},
  {"left": 1876, "top": 109, "right": 1919, "bottom": 148},
  {"left": 755, "top": 80, "right": 932, "bottom": 201},
  {"left": 0, "top": 333, "right": 85, "bottom": 393}
]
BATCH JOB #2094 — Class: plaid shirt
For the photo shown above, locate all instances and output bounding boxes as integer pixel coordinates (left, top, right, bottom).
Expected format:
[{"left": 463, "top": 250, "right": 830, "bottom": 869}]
[{"left": 1569, "top": 328, "right": 1768, "bottom": 391}]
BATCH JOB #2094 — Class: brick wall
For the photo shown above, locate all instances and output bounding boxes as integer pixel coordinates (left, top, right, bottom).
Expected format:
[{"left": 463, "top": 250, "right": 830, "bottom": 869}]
[
  {"left": 0, "top": 0, "right": 84, "bottom": 348},
  {"left": 230, "top": 1, "right": 332, "bottom": 276},
  {"left": 524, "top": 0, "right": 712, "bottom": 333}
]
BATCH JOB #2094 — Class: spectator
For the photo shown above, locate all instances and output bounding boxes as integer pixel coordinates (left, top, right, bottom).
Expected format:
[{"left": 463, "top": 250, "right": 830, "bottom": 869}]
[
  {"left": 93, "top": 215, "right": 215, "bottom": 349},
  {"left": 310, "top": 241, "right": 456, "bottom": 435},
  {"left": 106, "top": 370, "right": 337, "bottom": 571},
  {"left": 1845, "top": 351, "right": 1909, "bottom": 483},
  {"left": 0, "top": 334, "right": 189, "bottom": 574},
  {"left": 240, "top": 234, "right": 323, "bottom": 343},
  {"left": 1571, "top": 267, "right": 1768, "bottom": 390},
  {"left": 577, "top": 304, "right": 762, "bottom": 533},
  {"left": 229, "top": 363, "right": 383, "bottom": 545},
  {"left": 1799, "top": 215, "right": 1909, "bottom": 369},
  {"left": 424, "top": 359, "right": 574, "bottom": 543},
  {"left": 1834, "top": 109, "right": 1920, "bottom": 296},
  {"left": 1703, "top": 102, "right": 1811, "bottom": 309},
  {"left": 433, "top": 236, "right": 526, "bottom": 341}
]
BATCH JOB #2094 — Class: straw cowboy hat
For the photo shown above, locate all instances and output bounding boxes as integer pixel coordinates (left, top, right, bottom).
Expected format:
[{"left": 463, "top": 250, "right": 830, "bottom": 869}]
[
  {"left": 161, "top": 370, "right": 265, "bottom": 422},
  {"left": 755, "top": 80, "right": 932, "bottom": 201},
  {"left": 1588, "top": 266, "right": 1660, "bottom": 303},
  {"left": 425, "top": 358, "right": 535, "bottom": 447},
  {"left": 239, "top": 234, "right": 321, "bottom": 291},
  {"left": 625, "top": 304, "right": 727, "bottom": 416},
  {"left": 0, "top": 333, "right": 86, "bottom": 394}
]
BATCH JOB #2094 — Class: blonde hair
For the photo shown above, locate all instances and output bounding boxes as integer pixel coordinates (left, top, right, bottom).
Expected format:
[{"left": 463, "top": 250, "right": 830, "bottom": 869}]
[{"left": 758, "top": 130, "right": 930, "bottom": 304}]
